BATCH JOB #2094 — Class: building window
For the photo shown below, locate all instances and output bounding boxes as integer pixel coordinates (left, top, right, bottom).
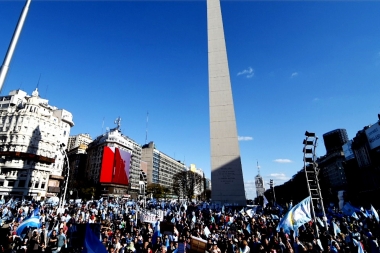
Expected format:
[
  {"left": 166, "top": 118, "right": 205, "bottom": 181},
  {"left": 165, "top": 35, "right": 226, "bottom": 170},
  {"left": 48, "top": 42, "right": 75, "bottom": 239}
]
[
  {"left": 41, "top": 183, "right": 45, "bottom": 189},
  {"left": 7, "top": 181, "right": 15, "bottom": 187},
  {"left": 18, "top": 180, "right": 26, "bottom": 187}
]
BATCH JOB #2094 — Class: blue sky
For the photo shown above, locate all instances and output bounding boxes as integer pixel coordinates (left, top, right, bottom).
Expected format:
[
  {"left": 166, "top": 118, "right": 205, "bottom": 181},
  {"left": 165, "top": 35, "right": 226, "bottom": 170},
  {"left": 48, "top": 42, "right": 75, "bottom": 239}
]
[{"left": 1, "top": 0, "right": 380, "bottom": 200}]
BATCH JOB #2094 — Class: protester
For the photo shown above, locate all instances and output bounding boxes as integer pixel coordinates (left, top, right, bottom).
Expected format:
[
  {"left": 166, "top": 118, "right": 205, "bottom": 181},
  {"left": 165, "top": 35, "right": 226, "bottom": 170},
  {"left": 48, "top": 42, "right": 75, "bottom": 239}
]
[{"left": 0, "top": 197, "right": 379, "bottom": 253}]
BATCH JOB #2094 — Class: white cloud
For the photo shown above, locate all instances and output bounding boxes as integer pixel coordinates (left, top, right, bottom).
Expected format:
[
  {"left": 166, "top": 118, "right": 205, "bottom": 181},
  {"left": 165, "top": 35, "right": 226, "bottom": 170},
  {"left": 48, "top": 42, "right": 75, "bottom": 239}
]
[
  {"left": 291, "top": 72, "right": 298, "bottom": 78},
  {"left": 238, "top": 136, "right": 253, "bottom": 141},
  {"left": 269, "top": 173, "right": 289, "bottom": 181},
  {"left": 237, "top": 67, "right": 254, "bottom": 78},
  {"left": 273, "top": 159, "right": 292, "bottom": 163}
]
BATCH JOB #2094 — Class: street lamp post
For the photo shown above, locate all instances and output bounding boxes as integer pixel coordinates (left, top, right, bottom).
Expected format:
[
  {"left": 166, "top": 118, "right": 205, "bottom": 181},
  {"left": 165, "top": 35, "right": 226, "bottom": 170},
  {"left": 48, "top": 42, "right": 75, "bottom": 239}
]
[
  {"left": 59, "top": 144, "right": 70, "bottom": 210},
  {"left": 268, "top": 179, "right": 276, "bottom": 205}
]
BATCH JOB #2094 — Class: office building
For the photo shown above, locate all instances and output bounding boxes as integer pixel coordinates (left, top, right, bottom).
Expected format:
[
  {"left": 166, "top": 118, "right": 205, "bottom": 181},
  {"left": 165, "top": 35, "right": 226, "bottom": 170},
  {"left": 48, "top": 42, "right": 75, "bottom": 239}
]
[
  {"left": 67, "top": 133, "right": 92, "bottom": 151},
  {"left": 141, "top": 141, "right": 186, "bottom": 189}
]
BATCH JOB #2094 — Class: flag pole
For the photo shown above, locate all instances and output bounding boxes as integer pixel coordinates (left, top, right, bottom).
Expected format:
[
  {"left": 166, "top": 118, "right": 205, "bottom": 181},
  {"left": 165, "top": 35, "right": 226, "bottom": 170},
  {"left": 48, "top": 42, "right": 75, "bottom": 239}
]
[{"left": 0, "top": 0, "right": 32, "bottom": 92}]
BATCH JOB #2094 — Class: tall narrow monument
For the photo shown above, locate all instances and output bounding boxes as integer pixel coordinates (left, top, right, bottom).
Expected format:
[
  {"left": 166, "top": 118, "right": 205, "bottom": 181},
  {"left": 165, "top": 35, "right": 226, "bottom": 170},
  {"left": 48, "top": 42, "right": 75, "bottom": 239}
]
[{"left": 207, "top": 0, "right": 246, "bottom": 205}]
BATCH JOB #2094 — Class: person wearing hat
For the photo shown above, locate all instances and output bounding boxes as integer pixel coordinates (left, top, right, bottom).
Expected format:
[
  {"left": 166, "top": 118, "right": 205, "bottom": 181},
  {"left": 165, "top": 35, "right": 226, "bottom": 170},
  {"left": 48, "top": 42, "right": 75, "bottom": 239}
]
[{"left": 209, "top": 241, "right": 222, "bottom": 253}]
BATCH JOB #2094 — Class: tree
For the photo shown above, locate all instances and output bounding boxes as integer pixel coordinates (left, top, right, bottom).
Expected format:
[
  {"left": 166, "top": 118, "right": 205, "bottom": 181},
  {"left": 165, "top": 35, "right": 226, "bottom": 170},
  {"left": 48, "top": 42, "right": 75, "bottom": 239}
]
[
  {"left": 146, "top": 183, "right": 165, "bottom": 199},
  {"left": 172, "top": 170, "right": 204, "bottom": 201}
]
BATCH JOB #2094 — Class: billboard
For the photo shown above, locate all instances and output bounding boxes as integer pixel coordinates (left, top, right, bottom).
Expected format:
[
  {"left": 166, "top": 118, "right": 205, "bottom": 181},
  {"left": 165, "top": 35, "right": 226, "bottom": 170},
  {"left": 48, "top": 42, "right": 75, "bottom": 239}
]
[
  {"left": 365, "top": 123, "right": 380, "bottom": 150},
  {"left": 100, "top": 147, "right": 131, "bottom": 185}
]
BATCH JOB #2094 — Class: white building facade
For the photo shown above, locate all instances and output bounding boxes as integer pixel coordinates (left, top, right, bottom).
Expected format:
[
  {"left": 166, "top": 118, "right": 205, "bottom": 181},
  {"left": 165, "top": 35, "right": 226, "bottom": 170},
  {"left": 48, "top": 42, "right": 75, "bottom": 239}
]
[{"left": 0, "top": 89, "right": 74, "bottom": 200}]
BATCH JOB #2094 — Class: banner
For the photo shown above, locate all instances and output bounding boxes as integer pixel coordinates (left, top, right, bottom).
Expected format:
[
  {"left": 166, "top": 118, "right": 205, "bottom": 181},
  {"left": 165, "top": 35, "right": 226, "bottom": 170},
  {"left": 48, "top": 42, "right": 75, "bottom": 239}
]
[{"left": 140, "top": 212, "right": 163, "bottom": 223}]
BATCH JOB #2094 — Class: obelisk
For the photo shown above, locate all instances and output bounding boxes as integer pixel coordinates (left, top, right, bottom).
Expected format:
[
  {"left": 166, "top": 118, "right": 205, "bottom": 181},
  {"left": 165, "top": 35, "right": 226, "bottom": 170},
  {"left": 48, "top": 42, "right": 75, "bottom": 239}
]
[{"left": 207, "top": 0, "right": 246, "bottom": 206}]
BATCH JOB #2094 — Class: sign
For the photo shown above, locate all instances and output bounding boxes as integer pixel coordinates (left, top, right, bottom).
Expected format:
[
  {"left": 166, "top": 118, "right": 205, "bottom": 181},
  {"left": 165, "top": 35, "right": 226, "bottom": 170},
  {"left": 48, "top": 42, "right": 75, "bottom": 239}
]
[
  {"left": 342, "top": 141, "right": 354, "bottom": 160},
  {"left": 365, "top": 123, "right": 380, "bottom": 150},
  {"left": 190, "top": 236, "right": 207, "bottom": 253},
  {"left": 140, "top": 212, "right": 162, "bottom": 223}
]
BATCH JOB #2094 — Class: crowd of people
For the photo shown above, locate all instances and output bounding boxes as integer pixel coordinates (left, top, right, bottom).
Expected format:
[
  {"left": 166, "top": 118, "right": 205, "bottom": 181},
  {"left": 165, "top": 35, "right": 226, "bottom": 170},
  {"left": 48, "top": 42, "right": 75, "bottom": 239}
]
[{"left": 0, "top": 197, "right": 379, "bottom": 253}]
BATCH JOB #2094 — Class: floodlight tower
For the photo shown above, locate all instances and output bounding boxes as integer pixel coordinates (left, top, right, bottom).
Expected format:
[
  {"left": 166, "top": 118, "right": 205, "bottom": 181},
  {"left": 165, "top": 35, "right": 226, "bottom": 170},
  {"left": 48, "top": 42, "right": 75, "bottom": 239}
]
[{"left": 303, "top": 131, "right": 328, "bottom": 236}]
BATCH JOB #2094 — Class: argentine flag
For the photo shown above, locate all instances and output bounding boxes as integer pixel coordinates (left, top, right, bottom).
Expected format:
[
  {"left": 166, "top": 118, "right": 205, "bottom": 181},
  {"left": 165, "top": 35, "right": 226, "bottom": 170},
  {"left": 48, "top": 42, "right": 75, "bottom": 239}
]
[
  {"left": 276, "top": 196, "right": 312, "bottom": 234},
  {"left": 16, "top": 217, "right": 41, "bottom": 235},
  {"left": 263, "top": 195, "right": 269, "bottom": 208}
]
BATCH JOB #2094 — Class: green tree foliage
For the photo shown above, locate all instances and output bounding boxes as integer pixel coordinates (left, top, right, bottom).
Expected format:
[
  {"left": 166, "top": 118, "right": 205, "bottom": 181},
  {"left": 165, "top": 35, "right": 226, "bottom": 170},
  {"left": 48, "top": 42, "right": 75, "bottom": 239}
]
[
  {"left": 172, "top": 170, "right": 204, "bottom": 201},
  {"left": 147, "top": 183, "right": 166, "bottom": 199}
]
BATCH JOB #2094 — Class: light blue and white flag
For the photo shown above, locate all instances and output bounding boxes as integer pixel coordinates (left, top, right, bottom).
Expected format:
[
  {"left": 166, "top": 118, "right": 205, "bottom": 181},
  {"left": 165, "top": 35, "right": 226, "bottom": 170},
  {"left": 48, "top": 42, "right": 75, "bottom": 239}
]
[
  {"left": 333, "top": 222, "right": 341, "bottom": 236},
  {"left": 16, "top": 217, "right": 41, "bottom": 235},
  {"left": 6, "top": 198, "right": 13, "bottom": 207},
  {"left": 371, "top": 205, "right": 379, "bottom": 222},
  {"left": 263, "top": 195, "right": 269, "bottom": 208},
  {"left": 353, "top": 238, "right": 365, "bottom": 253},
  {"left": 246, "top": 224, "right": 251, "bottom": 234},
  {"left": 316, "top": 217, "right": 325, "bottom": 227},
  {"left": 351, "top": 212, "right": 359, "bottom": 220},
  {"left": 204, "top": 226, "right": 211, "bottom": 238},
  {"left": 276, "top": 196, "right": 312, "bottom": 234},
  {"left": 192, "top": 216, "right": 196, "bottom": 223},
  {"left": 246, "top": 209, "right": 253, "bottom": 218}
]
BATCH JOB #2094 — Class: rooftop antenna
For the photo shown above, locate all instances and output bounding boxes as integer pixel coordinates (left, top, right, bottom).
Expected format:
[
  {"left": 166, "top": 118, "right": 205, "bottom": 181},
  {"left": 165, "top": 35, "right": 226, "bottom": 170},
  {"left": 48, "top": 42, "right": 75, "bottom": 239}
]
[
  {"left": 145, "top": 111, "right": 149, "bottom": 144},
  {"left": 101, "top": 117, "right": 105, "bottom": 134},
  {"left": 257, "top": 160, "right": 260, "bottom": 176},
  {"left": 0, "top": 0, "right": 32, "bottom": 93},
  {"left": 36, "top": 73, "right": 41, "bottom": 89}
]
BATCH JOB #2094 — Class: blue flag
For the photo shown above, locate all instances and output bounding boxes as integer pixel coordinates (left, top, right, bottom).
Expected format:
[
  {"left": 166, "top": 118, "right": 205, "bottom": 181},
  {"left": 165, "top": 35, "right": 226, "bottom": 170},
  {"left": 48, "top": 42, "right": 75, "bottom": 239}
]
[
  {"left": 246, "top": 224, "right": 251, "bottom": 234},
  {"left": 82, "top": 223, "right": 107, "bottom": 253},
  {"left": 342, "top": 203, "right": 360, "bottom": 216},
  {"left": 16, "top": 217, "right": 41, "bottom": 235},
  {"left": 152, "top": 221, "right": 161, "bottom": 245},
  {"left": 276, "top": 196, "right": 312, "bottom": 234}
]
